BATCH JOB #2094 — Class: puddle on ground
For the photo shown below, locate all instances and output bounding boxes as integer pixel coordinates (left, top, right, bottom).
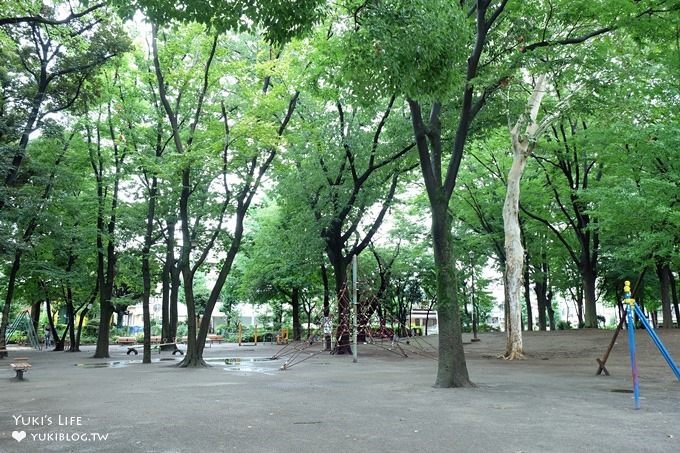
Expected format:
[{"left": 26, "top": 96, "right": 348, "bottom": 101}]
[
  {"left": 204, "top": 356, "right": 282, "bottom": 374},
  {"left": 75, "top": 361, "right": 126, "bottom": 369},
  {"left": 222, "top": 357, "right": 276, "bottom": 365},
  {"left": 74, "top": 357, "right": 280, "bottom": 372},
  {"left": 74, "top": 357, "right": 180, "bottom": 368}
]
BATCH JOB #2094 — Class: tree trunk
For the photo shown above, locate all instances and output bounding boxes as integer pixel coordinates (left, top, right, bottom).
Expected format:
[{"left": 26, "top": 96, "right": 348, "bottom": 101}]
[
  {"left": 45, "top": 300, "right": 58, "bottom": 351},
  {"left": 31, "top": 302, "right": 41, "bottom": 336},
  {"left": 535, "top": 277, "right": 548, "bottom": 331},
  {"left": 161, "top": 217, "right": 176, "bottom": 343},
  {"left": 92, "top": 206, "right": 116, "bottom": 359},
  {"left": 670, "top": 270, "right": 679, "bottom": 328},
  {"left": 0, "top": 252, "right": 24, "bottom": 356},
  {"left": 523, "top": 261, "right": 533, "bottom": 331},
  {"left": 94, "top": 286, "right": 114, "bottom": 358},
  {"left": 332, "top": 257, "right": 351, "bottom": 354},
  {"left": 65, "top": 301, "right": 76, "bottom": 352},
  {"left": 141, "top": 173, "right": 159, "bottom": 364},
  {"left": 503, "top": 74, "right": 546, "bottom": 360},
  {"left": 581, "top": 263, "right": 599, "bottom": 328},
  {"left": 291, "top": 287, "right": 302, "bottom": 341},
  {"left": 180, "top": 284, "right": 205, "bottom": 367},
  {"left": 575, "top": 287, "right": 585, "bottom": 327},
  {"left": 321, "top": 264, "right": 332, "bottom": 350},
  {"left": 546, "top": 289, "right": 556, "bottom": 330},
  {"left": 657, "top": 262, "right": 673, "bottom": 329},
  {"left": 503, "top": 74, "right": 549, "bottom": 359},
  {"left": 170, "top": 266, "right": 180, "bottom": 341},
  {"left": 64, "top": 237, "right": 80, "bottom": 352},
  {"left": 503, "top": 148, "right": 528, "bottom": 359},
  {"left": 534, "top": 256, "right": 550, "bottom": 331},
  {"left": 431, "top": 200, "right": 472, "bottom": 387},
  {"left": 90, "top": 116, "right": 122, "bottom": 359},
  {"left": 407, "top": 96, "right": 472, "bottom": 387},
  {"left": 176, "top": 160, "right": 208, "bottom": 367},
  {"left": 75, "top": 307, "right": 87, "bottom": 352}
]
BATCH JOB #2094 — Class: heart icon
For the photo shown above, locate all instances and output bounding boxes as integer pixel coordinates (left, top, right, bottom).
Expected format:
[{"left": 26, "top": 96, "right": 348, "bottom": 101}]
[{"left": 12, "top": 430, "right": 26, "bottom": 442}]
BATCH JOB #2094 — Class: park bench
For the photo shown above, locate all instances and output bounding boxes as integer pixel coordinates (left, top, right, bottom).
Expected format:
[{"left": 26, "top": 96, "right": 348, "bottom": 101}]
[
  {"left": 207, "top": 334, "right": 224, "bottom": 345},
  {"left": 10, "top": 357, "right": 31, "bottom": 380},
  {"left": 116, "top": 337, "right": 137, "bottom": 345}
]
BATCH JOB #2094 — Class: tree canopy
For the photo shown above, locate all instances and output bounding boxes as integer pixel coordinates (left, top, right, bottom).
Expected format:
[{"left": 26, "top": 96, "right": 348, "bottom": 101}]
[{"left": 1, "top": 0, "right": 679, "bottom": 386}]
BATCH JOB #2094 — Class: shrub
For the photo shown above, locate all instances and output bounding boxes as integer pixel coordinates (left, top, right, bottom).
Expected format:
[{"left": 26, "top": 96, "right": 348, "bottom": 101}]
[
  {"left": 176, "top": 322, "right": 188, "bottom": 337},
  {"left": 556, "top": 320, "right": 572, "bottom": 330},
  {"left": 80, "top": 335, "right": 98, "bottom": 344},
  {"left": 478, "top": 323, "right": 500, "bottom": 333},
  {"left": 8, "top": 331, "right": 25, "bottom": 343}
]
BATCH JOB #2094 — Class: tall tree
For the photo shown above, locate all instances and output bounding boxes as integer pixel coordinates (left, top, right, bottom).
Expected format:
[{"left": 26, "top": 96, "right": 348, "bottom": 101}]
[
  {"left": 87, "top": 72, "right": 130, "bottom": 358},
  {"left": 0, "top": 1, "right": 128, "bottom": 209},
  {"left": 238, "top": 202, "right": 325, "bottom": 341},
  {"left": 503, "top": 74, "right": 581, "bottom": 357},
  {"left": 0, "top": 1, "right": 129, "bottom": 353},
  {"left": 503, "top": 75, "right": 550, "bottom": 359},
  {"left": 318, "top": 0, "right": 677, "bottom": 386},
  {"left": 150, "top": 24, "right": 302, "bottom": 366},
  {"left": 276, "top": 92, "right": 416, "bottom": 353}
]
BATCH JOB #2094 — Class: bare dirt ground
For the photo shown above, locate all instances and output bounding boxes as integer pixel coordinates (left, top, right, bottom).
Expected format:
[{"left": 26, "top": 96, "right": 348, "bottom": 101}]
[{"left": 1, "top": 329, "right": 679, "bottom": 453}]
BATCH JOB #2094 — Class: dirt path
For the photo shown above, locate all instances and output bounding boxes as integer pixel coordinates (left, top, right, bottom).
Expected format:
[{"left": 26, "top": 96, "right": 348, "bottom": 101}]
[{"left": 1, "top": 329, "right": 679, "bottom": 452}]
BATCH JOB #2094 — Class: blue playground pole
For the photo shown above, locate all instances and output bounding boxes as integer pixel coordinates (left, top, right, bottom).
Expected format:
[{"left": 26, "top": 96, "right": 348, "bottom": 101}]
[
  {"left": 621, "top": 280, "right": 680, "bottom": 410},
  {"left": 633, "top": 304, "right": 680, "bottom": 380},
  {"left": 624, "top": 281, "right": 640, "bottom": 410}
]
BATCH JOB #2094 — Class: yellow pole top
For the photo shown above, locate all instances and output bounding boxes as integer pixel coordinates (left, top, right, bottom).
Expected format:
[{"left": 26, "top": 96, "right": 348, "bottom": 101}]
[{"left": 623, "top": 280, "right": 635, "bottom": 305}]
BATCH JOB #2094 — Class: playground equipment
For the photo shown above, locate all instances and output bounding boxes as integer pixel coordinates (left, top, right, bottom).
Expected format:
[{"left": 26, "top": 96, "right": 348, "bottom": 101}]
[
  {"left": 271, "top": 325, "right": 327, "bottom": 370},
  {"left": 273, "top": 312, "right": 439, "bottom": 371},
  {"left": 237, "top": 324, "right": 258, "bottom": 346},
  {"left": 4, "top": 309, "right": 41, "bottom": 351},
  {"left": 275, "top": 327, "right": 289, "bottom": 345},
  {"left": 362, "top": 320, "right": 439, "bottom": 360},
  {"left": 616, "top": 281, "right": 680, "bottom": 409}
]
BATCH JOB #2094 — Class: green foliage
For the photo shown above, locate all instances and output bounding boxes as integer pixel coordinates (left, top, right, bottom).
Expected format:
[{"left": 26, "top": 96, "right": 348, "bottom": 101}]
[
  {"left": 176, "top": 322, "right": 188, "bottom": 338},
  {"left": 112, "top": 0, "right": 327, "bottom": 44},
  {"left": 556, "top": 320, "right": 572, "bottom": 330},
  {"left": 3, "top": 0, "right": 680, "bottom": 367},
  {"left": 110, "top": 327, "right": 129, "bottom": 338},
  {"left": 311, "top": 0, "right": 469, "bottom": 102},
  {"left": 478, "top": 323, "right": 500, "bottom": 333}
]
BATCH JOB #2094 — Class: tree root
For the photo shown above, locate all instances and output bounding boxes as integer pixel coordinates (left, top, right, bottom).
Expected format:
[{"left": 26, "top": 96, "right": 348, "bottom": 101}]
[
  {"left": 176, "top": 357, "right": 210, "bottom": 368},
  {"left": 500, "top": 351, "right": 527, "bottom": 360},
  {"left": 433, "top": 379, "right": 477, "bottom": 389}
]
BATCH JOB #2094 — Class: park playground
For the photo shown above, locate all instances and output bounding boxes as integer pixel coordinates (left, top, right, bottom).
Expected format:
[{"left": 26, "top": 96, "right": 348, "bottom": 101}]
[{"left": 2, "top": 329, "right": 680, "bottom": 452}]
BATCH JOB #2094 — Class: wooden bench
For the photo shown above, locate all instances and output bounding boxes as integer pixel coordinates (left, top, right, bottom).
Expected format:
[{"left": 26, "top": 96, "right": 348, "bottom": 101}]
[
  {"left": 10, "top": 357, "right": 31, "bottom": 380},
  {"left": 116, "top": 337, "right": 137, "bottom": 345},
  {"left": 207, "top": 334, "right": 224, "bottom": 345}
]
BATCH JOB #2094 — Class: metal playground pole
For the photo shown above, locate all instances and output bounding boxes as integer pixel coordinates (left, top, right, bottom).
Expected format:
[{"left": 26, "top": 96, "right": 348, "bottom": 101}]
[
  {"left": 623, "top": 281, "right": 640, "bottom": 410},
  {"left": 622, "top": 280, "right": 680, "bottom": 409}
]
